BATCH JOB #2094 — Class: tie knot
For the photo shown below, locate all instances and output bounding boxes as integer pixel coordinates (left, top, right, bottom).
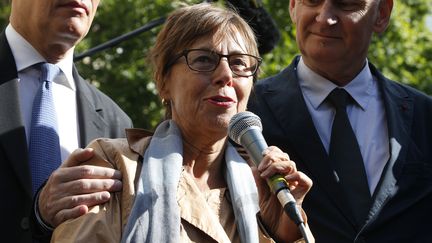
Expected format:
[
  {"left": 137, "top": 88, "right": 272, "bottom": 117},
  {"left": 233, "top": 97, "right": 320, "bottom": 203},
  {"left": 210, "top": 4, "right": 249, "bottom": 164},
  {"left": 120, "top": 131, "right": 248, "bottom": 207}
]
[
  {"left": 39, "top": 63, "right": 61, "bottom": 83},
  {"left": 327, "top": 88, "right": 350, "bottom": 110}
]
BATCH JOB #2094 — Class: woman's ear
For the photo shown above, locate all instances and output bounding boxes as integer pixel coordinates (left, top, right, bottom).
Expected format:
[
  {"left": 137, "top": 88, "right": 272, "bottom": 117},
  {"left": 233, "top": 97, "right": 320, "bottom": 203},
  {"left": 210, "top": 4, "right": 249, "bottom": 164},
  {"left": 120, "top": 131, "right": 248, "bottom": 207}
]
[
  {"left": 373, "top": 0, "right": 393, "bottom": 33},
  {"left": 159, "top": 75, "right": 172, "bottom": 101}
]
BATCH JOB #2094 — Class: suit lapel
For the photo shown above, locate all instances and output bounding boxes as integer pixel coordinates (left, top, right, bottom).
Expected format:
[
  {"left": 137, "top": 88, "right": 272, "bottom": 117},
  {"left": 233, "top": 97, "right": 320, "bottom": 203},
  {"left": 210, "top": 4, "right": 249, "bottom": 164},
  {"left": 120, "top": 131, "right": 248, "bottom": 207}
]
[
  {"left": 366, "top": 64, "right": 413, "bottom": 223},
  {"left": 0, "top": 31, "right": 33, "bottom": 197},
  {"left": 259, "top": 59, "right": 357, "bottom": 225},
  {"left": 74, "top": 68, "right": 108, "bottom": 147},
  {"left": 0, "top": 31, "right": 18, "bottom": 82}
]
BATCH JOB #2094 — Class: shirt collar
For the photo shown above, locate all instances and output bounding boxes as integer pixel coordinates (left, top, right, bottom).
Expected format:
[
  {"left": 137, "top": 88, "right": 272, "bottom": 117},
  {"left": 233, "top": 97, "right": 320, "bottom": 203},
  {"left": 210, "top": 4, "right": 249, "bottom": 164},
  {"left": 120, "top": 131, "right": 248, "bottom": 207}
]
[
  {"left": 297, "top": 56, "right": 374, "bottom": 111},
  {"left": 6, "top": 24, "right": 76, "bottom": 90}
]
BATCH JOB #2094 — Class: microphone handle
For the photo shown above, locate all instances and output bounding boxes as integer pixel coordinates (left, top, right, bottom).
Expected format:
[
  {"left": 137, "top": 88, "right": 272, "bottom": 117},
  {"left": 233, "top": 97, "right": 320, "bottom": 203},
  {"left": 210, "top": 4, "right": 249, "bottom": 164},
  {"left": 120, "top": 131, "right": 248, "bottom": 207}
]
[
  {"left": 239, "top": 129, "right": 304, "bottom": 226},
  {"left": 271, "top": 175, "right": 304, "bottom": 226}
]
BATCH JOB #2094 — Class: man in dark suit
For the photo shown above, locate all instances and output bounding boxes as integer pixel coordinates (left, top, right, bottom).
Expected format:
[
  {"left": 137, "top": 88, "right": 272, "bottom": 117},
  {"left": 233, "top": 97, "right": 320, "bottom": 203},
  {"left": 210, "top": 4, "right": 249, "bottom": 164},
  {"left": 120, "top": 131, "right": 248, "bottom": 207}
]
[
  {"left": 0, "top": 0, "right": 132, "bottom": 242},
  {"left": 249, "top": 0, "right": 432, "bottom": 242}
]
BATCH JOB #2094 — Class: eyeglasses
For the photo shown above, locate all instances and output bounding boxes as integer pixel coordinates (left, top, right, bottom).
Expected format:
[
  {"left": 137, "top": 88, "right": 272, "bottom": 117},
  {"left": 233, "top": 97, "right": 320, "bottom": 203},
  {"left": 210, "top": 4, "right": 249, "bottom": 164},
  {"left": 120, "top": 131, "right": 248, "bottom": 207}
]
[{"left": 166, "top": 49, "right": 262, "bottom": 77}]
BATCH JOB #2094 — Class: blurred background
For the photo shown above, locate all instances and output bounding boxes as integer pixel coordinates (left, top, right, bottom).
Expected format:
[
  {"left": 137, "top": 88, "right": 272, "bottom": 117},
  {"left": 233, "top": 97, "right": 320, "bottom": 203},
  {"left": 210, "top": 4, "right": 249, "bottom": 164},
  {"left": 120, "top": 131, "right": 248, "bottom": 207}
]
[{"left": 1, "top": 0, "right": 431, "bottom": 129}]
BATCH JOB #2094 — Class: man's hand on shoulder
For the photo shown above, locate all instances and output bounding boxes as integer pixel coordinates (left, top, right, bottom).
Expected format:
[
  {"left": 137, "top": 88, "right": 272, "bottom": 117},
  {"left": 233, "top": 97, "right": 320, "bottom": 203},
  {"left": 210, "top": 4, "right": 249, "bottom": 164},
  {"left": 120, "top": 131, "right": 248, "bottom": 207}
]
[{"left": 38, "top": 148, "right": 123, "bottom": 227}]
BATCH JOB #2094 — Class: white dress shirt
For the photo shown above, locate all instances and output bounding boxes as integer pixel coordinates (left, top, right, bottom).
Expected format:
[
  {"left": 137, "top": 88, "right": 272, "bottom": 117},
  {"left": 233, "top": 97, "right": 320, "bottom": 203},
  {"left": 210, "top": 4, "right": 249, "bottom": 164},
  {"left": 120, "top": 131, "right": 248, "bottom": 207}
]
[
  {"left": 6, "top": 24, "right": 79, "bottom": 162},
  {"left": 297, "top": 57, "right": 390, "bottom": 194}
]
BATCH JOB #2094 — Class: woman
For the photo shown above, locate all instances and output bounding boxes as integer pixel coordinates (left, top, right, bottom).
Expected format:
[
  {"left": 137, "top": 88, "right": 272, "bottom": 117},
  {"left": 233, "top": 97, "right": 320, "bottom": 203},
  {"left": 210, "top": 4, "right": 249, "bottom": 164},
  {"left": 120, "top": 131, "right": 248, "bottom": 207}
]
[{"left": 51, "top": 3, "right": 313, "bottom": 243}]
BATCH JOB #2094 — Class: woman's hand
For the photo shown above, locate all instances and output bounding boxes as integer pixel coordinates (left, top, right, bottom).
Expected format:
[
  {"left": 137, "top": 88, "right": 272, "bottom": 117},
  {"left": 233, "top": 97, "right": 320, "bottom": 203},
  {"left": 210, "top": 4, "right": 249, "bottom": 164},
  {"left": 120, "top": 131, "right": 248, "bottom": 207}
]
[{"left": 251, "top": 146, "right": 312, "bottom": 242}]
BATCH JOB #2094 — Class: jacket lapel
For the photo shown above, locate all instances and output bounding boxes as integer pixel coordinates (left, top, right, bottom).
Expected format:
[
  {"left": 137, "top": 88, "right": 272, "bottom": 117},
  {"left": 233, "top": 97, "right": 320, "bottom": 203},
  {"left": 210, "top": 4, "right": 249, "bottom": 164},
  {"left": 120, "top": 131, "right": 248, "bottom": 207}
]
[
  {"left": 366, "top": 64, "right": 413, "bottom": 223},
  {"left": 0, "top": 31, "right": 18, "bottom": 82},
  {"left": 259, "top": 59, "right": 357, "bottom": 225},
  {"left": 0, "top": 31, "right": 33, "bottom": 197},
  {"left": 74, "top": 67, "right": 108, "bottom": 147}
]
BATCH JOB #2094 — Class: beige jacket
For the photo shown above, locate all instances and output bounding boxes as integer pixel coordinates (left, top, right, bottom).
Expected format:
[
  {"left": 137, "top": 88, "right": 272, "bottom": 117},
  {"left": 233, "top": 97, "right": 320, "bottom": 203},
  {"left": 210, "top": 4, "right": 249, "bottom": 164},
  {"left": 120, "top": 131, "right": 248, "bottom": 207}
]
[
  {"left": 52, "top": 129, "right": 150, "bottom": 242},
  {"left": 51, "top": 129, "right": 310, "bottom": 243}
]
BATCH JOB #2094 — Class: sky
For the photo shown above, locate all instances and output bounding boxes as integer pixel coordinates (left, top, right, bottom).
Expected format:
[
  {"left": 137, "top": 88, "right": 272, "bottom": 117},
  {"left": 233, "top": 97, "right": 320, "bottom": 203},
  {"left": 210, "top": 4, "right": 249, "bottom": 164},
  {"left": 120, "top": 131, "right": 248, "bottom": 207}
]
[{"left": 427, "top": 16, "right": 432, "bottom": 31}]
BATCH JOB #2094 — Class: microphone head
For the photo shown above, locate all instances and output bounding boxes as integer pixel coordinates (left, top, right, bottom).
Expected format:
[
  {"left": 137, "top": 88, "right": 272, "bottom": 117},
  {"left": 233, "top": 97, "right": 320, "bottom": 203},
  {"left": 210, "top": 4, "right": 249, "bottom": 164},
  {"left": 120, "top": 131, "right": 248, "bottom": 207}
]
[{"left": 228, "top": 111, "right": 262, "bottom": 144}]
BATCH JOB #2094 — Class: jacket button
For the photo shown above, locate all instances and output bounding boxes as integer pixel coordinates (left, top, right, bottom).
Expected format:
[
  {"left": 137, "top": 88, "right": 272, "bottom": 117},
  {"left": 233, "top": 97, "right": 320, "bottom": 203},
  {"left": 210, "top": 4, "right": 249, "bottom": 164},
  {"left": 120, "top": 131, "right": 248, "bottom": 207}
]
[{"left": 21, "top": 217, "right": 30, "bottom": 230}]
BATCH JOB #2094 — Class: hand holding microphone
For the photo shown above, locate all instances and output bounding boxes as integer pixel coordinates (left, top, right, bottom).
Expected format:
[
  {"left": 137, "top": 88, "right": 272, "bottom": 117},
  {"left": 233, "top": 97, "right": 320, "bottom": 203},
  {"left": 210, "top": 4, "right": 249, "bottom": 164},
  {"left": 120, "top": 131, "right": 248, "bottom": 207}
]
[{"left": 229, "top": 111, "right": 313, "bottom": 242}]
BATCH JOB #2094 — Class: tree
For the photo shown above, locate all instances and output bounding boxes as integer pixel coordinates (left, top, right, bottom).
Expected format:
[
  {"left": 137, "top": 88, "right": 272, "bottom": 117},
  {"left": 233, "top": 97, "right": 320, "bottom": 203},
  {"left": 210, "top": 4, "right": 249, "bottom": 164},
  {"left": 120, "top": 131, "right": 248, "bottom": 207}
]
[
  {"left": 262, "top": 0, "right": 432, "bottom": 93},
  {"left": 1, "top": 0, "right": 431, "bottom": 129}
]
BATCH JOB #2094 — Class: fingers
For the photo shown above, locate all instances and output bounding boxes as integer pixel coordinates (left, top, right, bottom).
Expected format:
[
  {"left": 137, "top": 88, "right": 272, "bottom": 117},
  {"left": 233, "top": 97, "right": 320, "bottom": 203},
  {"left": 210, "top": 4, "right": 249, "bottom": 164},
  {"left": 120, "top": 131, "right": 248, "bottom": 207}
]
[
  {"left": 61, "top": 148, "right": 96, "bottom": 167},
  {"left": 256, "top": 146, "right": 312, "bottom": 202},
  {"left": 52, "top": 205, "right": 89, "bottom": 227},
  {"left": 55, "top": 191, "right": 110, "bottom": 214},
  {"left": 43, "top": 166, "right": 122, "bottom": 207},
  {"left": 253, "top": 146, "right": 313, "bottom": 242},
  {"left": 285, "top": 171, "right": 313, "bottom": 195},
  {"left": 250, "top": 166, "right": 274, "bottom": 202},
  {"left": 40, "top": 183, "right": 116, "bottom": 226},
  {"left": 50, "top": 191, "right": 114, "bottom": 226},
  {"left": 38, "top": 149, "right": 123, "bottom": 226},
  {"left": 53, "top": 164, "right": 122, "bottom": 183},
  {"left": 60, "top": 148, "right": 121, "bottom": 180},
  {"left": 258, "top": 146, "right": 296, "bottom": 178},
  {"left": 59, "top": 177, "right": 123, "bottom": 195},
  {"left": 253, "top": 146, "right": 296, "bottom": 201}
]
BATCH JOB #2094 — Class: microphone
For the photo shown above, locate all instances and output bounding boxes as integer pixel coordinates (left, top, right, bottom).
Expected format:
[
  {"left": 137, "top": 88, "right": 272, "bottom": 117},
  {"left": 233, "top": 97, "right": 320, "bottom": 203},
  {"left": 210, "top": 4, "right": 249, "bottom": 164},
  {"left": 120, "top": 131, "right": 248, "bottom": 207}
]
[{"left": 228, "top": 111, "right": 304, "bottom": 226}]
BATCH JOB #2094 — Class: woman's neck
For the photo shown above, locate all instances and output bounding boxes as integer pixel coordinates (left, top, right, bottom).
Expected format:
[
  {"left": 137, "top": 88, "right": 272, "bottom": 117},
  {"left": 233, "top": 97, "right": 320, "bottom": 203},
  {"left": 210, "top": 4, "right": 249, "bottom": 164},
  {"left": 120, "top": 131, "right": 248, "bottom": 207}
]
[{"left": 182, "top": 138, "right": 227, "bottom": 191}]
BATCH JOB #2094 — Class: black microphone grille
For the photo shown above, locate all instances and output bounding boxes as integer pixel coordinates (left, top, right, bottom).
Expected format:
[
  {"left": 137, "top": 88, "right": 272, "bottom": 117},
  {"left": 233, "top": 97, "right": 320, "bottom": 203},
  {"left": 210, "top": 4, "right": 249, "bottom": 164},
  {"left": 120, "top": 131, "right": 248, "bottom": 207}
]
[{"left": 228, "top": 111, "right": 262, "bottom": 144}]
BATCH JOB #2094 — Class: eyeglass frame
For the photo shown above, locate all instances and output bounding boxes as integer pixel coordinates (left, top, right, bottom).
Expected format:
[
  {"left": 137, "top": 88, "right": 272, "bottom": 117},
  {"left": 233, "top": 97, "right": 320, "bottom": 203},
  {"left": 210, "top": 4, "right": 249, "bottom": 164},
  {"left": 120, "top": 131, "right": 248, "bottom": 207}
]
[{"left": 164, "top": 48, "right": 262, "bottom": 78}]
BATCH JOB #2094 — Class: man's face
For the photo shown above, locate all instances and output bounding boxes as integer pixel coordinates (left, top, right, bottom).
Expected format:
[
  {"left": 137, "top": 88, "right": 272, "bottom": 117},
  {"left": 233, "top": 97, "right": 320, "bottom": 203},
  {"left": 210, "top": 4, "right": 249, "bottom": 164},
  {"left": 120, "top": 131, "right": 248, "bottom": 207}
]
[
  {"left": 289, "top": 0, "right": 392, "bottom": 82},
  {"left": 10, "top": 0, "right": 100, "bottom": 60}
]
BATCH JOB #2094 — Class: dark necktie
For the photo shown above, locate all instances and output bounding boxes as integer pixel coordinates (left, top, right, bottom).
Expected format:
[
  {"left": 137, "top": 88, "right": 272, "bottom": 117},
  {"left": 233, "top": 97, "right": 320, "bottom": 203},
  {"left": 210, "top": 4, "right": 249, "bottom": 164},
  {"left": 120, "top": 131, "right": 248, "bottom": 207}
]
[
  {"left": 327, "top": 88, "right": 371, "bottom": 225},
  {"left": 28, "top": 63, "right": 62, "bottom": 195}
]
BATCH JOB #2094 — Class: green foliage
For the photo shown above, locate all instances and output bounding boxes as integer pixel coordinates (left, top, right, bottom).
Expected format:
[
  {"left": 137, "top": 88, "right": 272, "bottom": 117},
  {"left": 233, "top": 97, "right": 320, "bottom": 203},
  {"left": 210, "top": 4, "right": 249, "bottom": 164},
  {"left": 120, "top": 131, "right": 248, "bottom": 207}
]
[
  {"left": 1, "top": 0, "right": 431, "bottom": 129},
  {"left": 369, "top": 1, "right": 432, "bottom": 94},
  {"left": 261, "top": 0, "right": 432, "bottom": 95},
  {"left": 75, "top": 0, "right": 206, "bottom": 129},
  {"left": 0, "top": 1, "right": 10, "bottom": 29}
]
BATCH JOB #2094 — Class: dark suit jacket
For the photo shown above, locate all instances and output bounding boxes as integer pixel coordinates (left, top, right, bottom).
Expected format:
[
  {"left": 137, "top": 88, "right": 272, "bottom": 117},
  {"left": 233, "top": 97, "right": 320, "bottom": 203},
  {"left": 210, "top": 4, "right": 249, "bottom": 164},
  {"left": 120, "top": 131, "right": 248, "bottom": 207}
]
[
  {"left": 0, "top": 31, "right": 133, "bottom": 243},
  {"left": 248, "top": 56, "right": 432, "bottom": 243}
]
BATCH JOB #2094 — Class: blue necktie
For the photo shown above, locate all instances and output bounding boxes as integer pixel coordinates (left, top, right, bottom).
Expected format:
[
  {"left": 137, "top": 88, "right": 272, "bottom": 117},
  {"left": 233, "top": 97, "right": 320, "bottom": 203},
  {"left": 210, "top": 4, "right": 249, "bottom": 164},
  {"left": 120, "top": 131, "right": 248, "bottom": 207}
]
[{"left": 28, "top": 63, "right": 62, "bottom": 195}]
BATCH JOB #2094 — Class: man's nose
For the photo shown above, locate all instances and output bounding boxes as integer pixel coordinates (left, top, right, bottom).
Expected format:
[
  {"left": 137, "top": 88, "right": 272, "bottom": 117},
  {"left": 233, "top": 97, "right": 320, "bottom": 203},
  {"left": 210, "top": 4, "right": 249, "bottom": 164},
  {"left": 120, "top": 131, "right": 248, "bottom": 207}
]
[{"left": 315, "top": 1, "right": 338, "bottom": 25}]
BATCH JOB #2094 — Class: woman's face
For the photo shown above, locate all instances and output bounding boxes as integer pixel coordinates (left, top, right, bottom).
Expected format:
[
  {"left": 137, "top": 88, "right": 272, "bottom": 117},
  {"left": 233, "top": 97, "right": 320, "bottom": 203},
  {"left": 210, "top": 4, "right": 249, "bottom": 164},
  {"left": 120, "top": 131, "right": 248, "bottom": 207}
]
[{"left": 162, "top": 33, "right": 254, "bottom": 138}]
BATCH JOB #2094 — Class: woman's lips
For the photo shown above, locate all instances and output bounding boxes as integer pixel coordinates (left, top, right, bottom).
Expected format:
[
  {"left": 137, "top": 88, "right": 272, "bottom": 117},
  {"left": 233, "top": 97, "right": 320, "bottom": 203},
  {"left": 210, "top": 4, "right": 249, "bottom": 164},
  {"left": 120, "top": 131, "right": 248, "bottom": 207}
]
[{"left": 205, "top": 95, "right": 236, "bottom": 107}]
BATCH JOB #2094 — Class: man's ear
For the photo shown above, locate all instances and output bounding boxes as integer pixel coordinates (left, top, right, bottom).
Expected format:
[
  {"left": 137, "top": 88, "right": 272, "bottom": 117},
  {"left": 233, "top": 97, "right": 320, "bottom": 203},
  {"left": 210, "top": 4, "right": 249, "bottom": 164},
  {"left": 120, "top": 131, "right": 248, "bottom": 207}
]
[
  {"left": 289, "top": 0, "right": 297, "bottom": 24},
  {"left": 373, "top": 0, "right": 393, "bottom": 33}
]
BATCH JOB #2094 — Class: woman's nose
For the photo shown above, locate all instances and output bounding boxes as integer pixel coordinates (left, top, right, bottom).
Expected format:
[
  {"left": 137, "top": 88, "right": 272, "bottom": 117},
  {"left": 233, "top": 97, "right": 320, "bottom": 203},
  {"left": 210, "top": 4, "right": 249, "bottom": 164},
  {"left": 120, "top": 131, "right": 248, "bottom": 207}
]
[{"left": 212, "top": 58, "right": 234, "bottom": 87}]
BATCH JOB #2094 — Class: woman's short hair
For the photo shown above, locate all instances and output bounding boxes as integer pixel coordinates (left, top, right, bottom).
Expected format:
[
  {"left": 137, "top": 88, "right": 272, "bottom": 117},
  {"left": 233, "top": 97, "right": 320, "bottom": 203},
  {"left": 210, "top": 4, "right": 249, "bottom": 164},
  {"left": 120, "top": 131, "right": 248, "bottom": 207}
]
[{"left": 149, "top": 3, "right": 259, "bottom": 97}]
